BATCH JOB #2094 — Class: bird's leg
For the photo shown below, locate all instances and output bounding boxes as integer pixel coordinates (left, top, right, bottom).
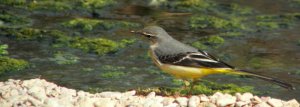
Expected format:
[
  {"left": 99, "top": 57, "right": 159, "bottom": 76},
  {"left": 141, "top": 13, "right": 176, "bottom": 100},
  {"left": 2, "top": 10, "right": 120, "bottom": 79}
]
[{"left": 187, "top": 79, "right": 198, "bottom": 95}]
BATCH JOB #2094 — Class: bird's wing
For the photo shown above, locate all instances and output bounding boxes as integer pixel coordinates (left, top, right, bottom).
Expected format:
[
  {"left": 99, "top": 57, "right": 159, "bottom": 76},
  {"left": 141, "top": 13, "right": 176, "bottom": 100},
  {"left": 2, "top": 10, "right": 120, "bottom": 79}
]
[{"left": 157, "top": 50, "right": 234, "bottom": 68}]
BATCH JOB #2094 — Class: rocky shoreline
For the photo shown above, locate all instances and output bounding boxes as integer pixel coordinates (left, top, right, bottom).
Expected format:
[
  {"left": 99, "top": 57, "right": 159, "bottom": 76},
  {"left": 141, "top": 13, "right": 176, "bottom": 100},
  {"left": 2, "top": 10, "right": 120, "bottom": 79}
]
[{"left": 0, "top": 79, "right": 298, "bottom": 107}]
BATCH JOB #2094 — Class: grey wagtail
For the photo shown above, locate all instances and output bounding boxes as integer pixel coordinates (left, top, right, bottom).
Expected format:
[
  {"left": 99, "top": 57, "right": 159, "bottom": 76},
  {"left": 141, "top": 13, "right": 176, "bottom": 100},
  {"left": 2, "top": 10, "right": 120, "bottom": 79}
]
[{"left": 132, "top": 26, "right": 295, "bottom": 92}]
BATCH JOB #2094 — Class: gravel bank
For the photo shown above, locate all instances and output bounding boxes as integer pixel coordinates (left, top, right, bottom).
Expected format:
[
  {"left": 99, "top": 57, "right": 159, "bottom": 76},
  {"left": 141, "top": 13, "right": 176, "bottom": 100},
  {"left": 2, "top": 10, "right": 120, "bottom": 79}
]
[{"left": 0, "top": 79, "right": 299, "bottom": 107}]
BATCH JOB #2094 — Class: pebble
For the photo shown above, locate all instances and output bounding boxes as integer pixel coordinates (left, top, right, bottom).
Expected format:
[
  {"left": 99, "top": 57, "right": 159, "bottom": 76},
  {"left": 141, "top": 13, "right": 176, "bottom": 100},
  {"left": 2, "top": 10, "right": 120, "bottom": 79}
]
[
  {"left": 0, "top": 79, "right": 298, "bottom": 107},
  {"left": 199, "top": 94, "right": 210, "bottom": 102},
  {"left": 267, "top": 98, "right": 283, "bottom": 107},
  {"left": 175, "top": 97, "right": 188, "bottom": 107},
  {"left": 283, "top": 99, "right": 300, "bottom": 107},
  {"left": 188, "top": 96, "right": 200, "bottom": 107},
  {"left": 254, "top": 102, "right": 271, "bottom": 107}
]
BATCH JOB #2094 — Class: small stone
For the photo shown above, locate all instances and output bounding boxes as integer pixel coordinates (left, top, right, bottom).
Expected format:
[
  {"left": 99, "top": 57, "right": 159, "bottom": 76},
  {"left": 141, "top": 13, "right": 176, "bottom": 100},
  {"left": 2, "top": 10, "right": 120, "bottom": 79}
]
[
  {"left": 176, "top": 97, "right": 188, "bottom": 107},
  {"left": 216, "top": 95, "right": 236, "bottom": 107},
  {"left": 123, "top": 90, "right": 136, "bottom": 96},
  {"left": 77, "top": 97, "right": 94, "bottom": 107},
  {"left": 254, "top": 102, "right": 271, "bottom": 107},
  {"left": 199, "top": 95, "right": 210, "bottom": 102},
  {"left": 199, "top": 102, "right": 217, "bottom": 107},
  {"left": 188, "top": 96, "right": 200, "bottom": 107},
  {"left": 150, "top": 102, "right": 163, "bottom": 107},
  {"left": 98, "top": 92, "right": 122, "bottom": 99},
  {"left": 94, "top": 98, "right": 115, "bottom": 107},
  {"left": 241, "top": 93, "right": 253, "bottom": 102},
  {"left": 162, "top": 97, "right": 175, "bottom": 106},
  {"left": 10, "top": 89, "right": 19, "bottom": 96},
  {"left": 146, "top": 92, "right": 156, "bottom": 99},
  {"left": 28, "top": 86, "right": 47, "bottom": 101},
  {"left": 44, "top": 98, "right": 62, "bottom": 107},
  {"left": 235, "top": 101, "right": 248, "bottom": 107},
  {"left": 260, "top": 97, "right": 270, "bottom": 102},
  {"left": 252, "top": 96, "right": 262, "bottom": 104},
  {"left": 267, "top": 98, "right": 283, "bottom": 107},
  {"left": 164, "top": 103, "right": 178, "bottom": 107},
  {"left": 283, "top": 99, "right": 300, "bottom": 107}
]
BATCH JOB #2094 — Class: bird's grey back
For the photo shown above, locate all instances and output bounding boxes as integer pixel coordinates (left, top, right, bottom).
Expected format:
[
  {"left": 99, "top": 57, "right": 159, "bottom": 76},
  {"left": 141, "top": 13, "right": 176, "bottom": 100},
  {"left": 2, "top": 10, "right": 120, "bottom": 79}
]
[{"left": 143, "top": 26, "right": 198, "bottom": 56}]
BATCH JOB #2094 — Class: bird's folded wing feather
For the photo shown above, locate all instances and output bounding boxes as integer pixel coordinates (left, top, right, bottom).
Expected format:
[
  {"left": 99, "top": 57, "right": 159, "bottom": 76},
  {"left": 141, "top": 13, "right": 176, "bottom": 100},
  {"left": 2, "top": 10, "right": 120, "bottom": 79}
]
[{"left": 157, "top": 50, "right": 234, "bottom": 68}]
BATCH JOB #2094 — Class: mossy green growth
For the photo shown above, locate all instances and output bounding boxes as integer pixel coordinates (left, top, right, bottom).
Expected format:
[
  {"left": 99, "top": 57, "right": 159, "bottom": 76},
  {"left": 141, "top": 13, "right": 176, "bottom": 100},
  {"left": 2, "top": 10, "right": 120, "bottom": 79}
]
[
  {"left": 0, "top": 44, "right": 8, "bottom": 56},
  {"left": 62, "top": 18, "right": 101, "bottom": 32},
  {"left": 189, "top": 15, "right": 246, "bottom": 31},
  {"left": 63, "top": 18, "right": 140, "bottom": 32},
  {"left": 100, "top": 71, "right": 127, "bottom": 78},
  {"left": 0, "top": 56, "right": 29, "bottom": 75},
  {"left": 69, "top": 37, "right": 118, "bottom": 55},
  {"left": 137, "top": 80, "right": 255, "bottom": 96},
  {"left": 0, "top": 11, "right": 30, "bottom": 26},
  {"left": 248, "top": 57, "right": 282, "bottom": 69},
  {"left": 49, "top": 52, "right": 79, "bottom": 65},
  {"left": 191, "top": 35, "right": 225, "bottom": 49},
  {"left": 0, "top": 0, "right": 26, "bottom": 6},
  {"left": 28, "top": 1, "right": 72, "bottom": 12},
  {"left": 255, "top": 14, "right": 298, "bottom": 30},
  {"left": 0, "top": 27, "right": 44, "bottom": 40},
  {"left": 81, "top": 0, "right": 115, "bottom": 10},
  {"left": 99, "top": 65, "right": 127, "bottom": 78}
]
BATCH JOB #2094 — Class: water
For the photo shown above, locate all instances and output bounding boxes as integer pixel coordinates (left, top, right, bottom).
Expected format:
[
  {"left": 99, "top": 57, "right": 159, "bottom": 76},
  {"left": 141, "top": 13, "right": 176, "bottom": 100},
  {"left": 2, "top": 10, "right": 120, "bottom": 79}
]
[{"left": 0, "top": 0, "right": 299, "bottom": 100}]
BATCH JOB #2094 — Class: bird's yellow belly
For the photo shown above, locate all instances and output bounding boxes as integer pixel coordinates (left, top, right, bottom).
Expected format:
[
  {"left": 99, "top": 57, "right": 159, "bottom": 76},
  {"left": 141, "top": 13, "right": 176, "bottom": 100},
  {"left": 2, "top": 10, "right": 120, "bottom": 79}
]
[{"left": 160, "top": 64, "right": 232, "bottom": 79}]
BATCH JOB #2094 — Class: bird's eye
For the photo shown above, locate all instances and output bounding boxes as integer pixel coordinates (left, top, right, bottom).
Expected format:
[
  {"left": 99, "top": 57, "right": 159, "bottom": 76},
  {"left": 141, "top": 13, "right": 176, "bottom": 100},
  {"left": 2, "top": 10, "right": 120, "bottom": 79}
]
[{"left": 142, "top": 32, "right": 155, "bottom": 38}]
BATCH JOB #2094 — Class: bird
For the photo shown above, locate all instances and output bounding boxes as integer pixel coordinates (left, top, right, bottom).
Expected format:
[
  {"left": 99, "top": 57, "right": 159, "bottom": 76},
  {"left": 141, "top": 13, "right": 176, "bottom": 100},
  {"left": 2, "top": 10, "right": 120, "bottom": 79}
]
[{"left": 131, "top": 26, "right": 295, "bottom": 94}]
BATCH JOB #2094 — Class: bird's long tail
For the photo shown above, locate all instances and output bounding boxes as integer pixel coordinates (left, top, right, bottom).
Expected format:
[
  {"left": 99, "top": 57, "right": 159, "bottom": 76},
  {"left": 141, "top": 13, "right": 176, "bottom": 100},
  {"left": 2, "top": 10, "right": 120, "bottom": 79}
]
[{"left": 233, "top": 69, "right": 295, "bottom": 90}]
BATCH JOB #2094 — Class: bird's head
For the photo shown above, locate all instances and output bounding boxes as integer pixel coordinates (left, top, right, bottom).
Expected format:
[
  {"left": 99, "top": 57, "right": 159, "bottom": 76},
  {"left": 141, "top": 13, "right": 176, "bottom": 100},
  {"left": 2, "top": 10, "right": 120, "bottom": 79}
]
[{"left": 131, "top": 26, "right": 172, "bottom": 44}]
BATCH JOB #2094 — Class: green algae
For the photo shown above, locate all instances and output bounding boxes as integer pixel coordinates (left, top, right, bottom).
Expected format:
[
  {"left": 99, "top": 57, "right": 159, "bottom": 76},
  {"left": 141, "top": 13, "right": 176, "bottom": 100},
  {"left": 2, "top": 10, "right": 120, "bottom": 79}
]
[
  {"left": 248, "top": 57, "right": 283, "bottom": 69},
  {"left": 100, "top": 71, "right": 127, "bottom": 78},
  {"left": 29, "top": 1, "right": 72, "bottom": 12},
  {"left": 0, "top": 11, "right": 30, "bottom": 27},
  {"left": 0, "top": 0, "right": 26, "bottom": 7},
  {"left": 0, "top": 44, "right": 8, "bottom": 56},
  {"left": 137, "top": 79, "right": 255, "bottom": 96},
  {"left": 81, "top": 0, "right": 115, "bottom": 10},
  {"left": 189, "top": 15, "right": 246, "bottom": 31},
  {"left": 49, "top": 52, "right": 79, "bottom": 65},
  {"left": 0, "top": 44, "right": 29, "bottom": 75},
  {"left": 255, "top": 14, "right": 299, "bottom": 30},
  {"left": 0, "top": 56, "right": 29, "bottom": 75},
  {"left": 0, "top": 27, "right": 45, "bottom": 40},
  {"left": 191, "top": 35, "right": 225, "bottom": 49},
  {"left": 69, "top": 37, "right": 119, "bottom": 55},
  {"left": 63, "top": 18, "right": 140, "bottom": 32}
]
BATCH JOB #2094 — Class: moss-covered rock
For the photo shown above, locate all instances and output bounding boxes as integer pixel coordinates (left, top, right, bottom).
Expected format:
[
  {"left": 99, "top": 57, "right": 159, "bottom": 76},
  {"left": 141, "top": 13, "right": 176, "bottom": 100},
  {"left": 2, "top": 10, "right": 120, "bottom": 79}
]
[
  {"left": 0, "top": 56, "right": 29, "bottom": 75},
  {"left": 63, "top": 18, "right": 140, "bottom": 32}
]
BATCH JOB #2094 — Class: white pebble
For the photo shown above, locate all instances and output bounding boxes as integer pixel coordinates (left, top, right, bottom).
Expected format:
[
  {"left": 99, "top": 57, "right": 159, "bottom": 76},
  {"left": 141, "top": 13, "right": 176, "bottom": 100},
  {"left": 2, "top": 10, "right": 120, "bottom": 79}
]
[
  {"left": 146, "top": 92, "right": 156, "bottom": 99},
  {"left": 267, "top": 98, "right": 283, "bottom": 107},
  {"left": 252, "top": 96, "right": 262, "bottom": 104},
  {"left": 176, "top": 97, "right": 188, "bottom": 107},
  {"left": 188, "top": 96, "right": 200, "bottom": 107},
  {"left": 199, "top": 102, "right": 217, "bottom": 107},
  {"left": 216, "top": 94, "right": 236, "bottom": 107},
  {"left": 98, "top": 92, "right": 122, "bottom": 99},
  {"left": 199, "top": 94, "right": 210, "bottom": 102},
  {"left": 162, "top": 97, "right": 175, "bottom": 106},
  {"left": 254, "top": 102, "right": 271, "bottom": 107},
  {"left": 44, "top": 98, "right": 62, "bottom": 107},
  {"left": 94, "top": 98, "right": 115, "bottom": 107},
  {"left": 283, "top": 99, "right": 300, "bottom": 107}
]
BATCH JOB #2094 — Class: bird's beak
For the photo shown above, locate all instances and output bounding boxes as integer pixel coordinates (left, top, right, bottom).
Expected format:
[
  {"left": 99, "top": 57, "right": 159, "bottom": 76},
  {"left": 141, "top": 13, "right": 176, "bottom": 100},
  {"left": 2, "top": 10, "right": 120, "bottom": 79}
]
[{"left": 130, "top": 30, "right": 144, "bottom": 35}]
